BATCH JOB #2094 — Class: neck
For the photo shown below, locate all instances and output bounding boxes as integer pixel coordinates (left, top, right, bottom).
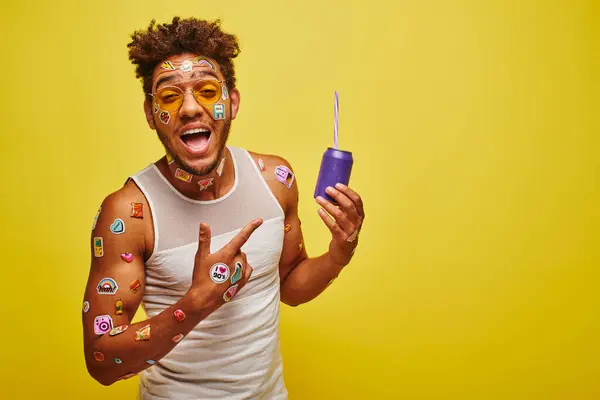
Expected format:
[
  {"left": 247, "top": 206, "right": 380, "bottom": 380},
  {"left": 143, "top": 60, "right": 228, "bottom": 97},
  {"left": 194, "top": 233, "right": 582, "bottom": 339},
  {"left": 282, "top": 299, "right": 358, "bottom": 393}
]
[{"left": 157, "top": 147, "right": 234, "bottom": 201}]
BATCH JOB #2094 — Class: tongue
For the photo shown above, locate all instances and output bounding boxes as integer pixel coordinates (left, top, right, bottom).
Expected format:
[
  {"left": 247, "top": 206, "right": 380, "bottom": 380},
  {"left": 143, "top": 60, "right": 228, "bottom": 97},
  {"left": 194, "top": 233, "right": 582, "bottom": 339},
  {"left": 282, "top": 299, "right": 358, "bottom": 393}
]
[{"left": 185, "top": 133, "right": 209, "bottom": 150}]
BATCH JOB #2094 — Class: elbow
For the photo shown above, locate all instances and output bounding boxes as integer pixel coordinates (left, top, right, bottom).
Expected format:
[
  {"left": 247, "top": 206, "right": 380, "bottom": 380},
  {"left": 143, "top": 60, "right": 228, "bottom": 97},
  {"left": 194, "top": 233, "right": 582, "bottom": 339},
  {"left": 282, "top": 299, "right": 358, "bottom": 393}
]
[{"left": 86, "top": 360, "right": 117, "bottom": 386}]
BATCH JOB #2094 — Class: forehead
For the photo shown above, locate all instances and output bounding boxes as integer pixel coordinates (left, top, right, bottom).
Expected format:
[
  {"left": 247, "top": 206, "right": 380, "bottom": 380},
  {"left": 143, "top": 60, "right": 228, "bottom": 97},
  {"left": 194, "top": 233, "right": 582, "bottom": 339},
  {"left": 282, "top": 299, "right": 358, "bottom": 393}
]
[{"left": 151, "top": 53, "right": 223, "bottom": 85}]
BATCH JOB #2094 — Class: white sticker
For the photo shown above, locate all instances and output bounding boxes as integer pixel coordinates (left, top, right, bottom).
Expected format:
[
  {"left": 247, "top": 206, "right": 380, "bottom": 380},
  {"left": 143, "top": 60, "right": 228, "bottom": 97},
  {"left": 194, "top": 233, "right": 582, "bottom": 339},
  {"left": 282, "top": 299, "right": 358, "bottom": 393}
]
[{"left": 210, "top": 263, "right": 230, "bottom": 283}]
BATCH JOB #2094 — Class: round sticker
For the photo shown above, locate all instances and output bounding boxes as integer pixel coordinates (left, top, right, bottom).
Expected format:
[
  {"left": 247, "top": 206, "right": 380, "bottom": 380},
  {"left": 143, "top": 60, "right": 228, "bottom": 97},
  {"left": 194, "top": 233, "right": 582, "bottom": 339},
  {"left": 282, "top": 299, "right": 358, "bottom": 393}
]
[
  {"left": 82, "top": 301, "right": 90, "bottom": 313},
  {"left": 210, "top": 263, "right": 230, "bottom": 283}
]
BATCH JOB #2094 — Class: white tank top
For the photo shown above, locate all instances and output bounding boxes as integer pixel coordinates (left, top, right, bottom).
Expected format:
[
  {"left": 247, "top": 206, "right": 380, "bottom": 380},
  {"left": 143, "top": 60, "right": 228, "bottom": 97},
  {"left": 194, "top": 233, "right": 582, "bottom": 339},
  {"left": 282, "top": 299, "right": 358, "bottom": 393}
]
[{"left": 130, "top": 146, "right": 288, "bottom": 400}]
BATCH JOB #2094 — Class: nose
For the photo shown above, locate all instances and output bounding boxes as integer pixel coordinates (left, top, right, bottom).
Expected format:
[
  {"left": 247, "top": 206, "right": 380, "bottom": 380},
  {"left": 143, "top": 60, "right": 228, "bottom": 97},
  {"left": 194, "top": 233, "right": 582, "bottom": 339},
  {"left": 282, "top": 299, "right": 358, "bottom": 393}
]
[{"left": 179, "top": 89, "right": 204, "bottom": 119}]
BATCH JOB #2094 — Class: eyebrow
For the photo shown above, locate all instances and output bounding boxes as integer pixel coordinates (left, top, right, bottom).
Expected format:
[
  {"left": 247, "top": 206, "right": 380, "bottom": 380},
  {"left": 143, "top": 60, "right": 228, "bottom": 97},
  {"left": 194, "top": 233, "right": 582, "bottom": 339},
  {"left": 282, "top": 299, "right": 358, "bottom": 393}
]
[{"left": 155, "top": 70, "right": 220, "bottom": 91}]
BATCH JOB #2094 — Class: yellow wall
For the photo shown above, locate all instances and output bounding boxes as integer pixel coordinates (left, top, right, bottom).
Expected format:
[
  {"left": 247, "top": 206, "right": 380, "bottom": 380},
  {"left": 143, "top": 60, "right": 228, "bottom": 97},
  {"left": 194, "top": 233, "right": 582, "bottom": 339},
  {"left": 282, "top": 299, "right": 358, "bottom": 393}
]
[{"left": 1, "top": 0, "right": 598, "bottom": 398}]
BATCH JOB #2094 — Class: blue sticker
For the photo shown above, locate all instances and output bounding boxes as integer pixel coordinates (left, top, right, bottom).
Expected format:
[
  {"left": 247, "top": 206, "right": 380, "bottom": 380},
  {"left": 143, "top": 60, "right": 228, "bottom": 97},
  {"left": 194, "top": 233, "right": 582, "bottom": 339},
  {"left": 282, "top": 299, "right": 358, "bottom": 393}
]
[
  {"left": 231, "top": 262, "right": 243, "bottom": 284},
  {"left": 213, "top": 104, "right": 225, "bottom": 120},
  {"left": 146, "top": 359, "right": 156, "bottom": 365},
  {"left": 109, "top": 218, "right": 125, "bottom": 234},
  {"left": 114, "top": 358, "right": 122, "bottom": 364}
]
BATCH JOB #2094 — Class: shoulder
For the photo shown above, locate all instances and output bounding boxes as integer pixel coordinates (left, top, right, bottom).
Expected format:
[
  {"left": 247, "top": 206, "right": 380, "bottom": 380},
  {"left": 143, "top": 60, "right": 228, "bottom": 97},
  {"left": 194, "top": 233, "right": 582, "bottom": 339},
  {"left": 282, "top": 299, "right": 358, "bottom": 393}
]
[{"left": 246, "top": 150, "right": 299, "bottom": 215}]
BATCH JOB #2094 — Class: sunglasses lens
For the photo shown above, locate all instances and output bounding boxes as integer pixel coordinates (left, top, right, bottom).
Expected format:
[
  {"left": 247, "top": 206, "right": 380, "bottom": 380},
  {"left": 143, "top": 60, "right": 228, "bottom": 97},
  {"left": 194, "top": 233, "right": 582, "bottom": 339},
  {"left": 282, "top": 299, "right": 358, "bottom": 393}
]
[
  {"left": 193, "top": 80, "right": 222, "bottom": 105},
  {"left": 155, "top": 88, "right": 183, "bottom": 112}
]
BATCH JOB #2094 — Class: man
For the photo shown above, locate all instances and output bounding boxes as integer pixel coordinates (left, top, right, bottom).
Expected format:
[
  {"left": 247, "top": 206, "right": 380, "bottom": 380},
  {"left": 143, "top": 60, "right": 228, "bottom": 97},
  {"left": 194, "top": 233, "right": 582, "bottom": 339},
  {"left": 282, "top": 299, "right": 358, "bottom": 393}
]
[{"left": 82, "top": 17, "right": 365, "bottom": 399}]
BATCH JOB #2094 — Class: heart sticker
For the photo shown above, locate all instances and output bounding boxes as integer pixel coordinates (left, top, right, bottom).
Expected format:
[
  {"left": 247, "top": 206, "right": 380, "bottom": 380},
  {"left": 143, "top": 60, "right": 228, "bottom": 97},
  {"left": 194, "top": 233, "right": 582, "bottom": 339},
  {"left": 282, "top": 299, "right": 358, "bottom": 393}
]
[
  {"left": 120, "top": 253, "right": 133, "bottom": 263},
  {"left": 219, "top": 266, "right": 226, "bottom": 274},
  {"left": 110, "top": 218, "right": 125, "bottom": 234},
  {"left": 210, "top": 263, "right": 230, "bottom": 284}
]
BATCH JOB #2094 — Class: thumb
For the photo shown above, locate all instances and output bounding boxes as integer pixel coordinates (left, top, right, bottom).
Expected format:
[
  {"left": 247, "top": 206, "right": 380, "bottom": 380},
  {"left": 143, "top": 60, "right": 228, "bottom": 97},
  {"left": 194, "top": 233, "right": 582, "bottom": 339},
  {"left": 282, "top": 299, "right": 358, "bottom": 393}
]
[{"left": 197, "top": 222, "right": 212, "bottom": 259}]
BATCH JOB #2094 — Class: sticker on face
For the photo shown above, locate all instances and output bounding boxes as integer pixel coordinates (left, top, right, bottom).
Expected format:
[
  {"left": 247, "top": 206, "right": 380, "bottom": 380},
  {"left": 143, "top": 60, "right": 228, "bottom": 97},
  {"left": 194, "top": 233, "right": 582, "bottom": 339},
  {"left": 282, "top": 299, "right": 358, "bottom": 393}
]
[
  {"left": 221, "top": 84, "right": 229, "bottom": 101},
  {"left": 166, "top": 152, "right": 174, "bottom": 165},
  {"left": 97, "top": 278, "right": 118, "bottom": 295},
  {"left": 130, "top": 279, "right": 141, "bottom": 293},
  {"left": 161, "top": 61, "right": 175, "bottom": 70},
  {"left": 153, "top": 101, "right": 159, "bottom": 114},
  {"left": 109, "top": 218, "right": 125, "bottom": 234},
  {"left": 212, "top": 104, "right": 225, "bottom": 120},
  {"left": 92, "top": 207, "right": 101, "bottom": 230},
  {"left": 210, "top": 263, "right": 230, "bottom": 283},
  {"left": 109, "top": 325, "right": 128, "bottom": 336},
  {"left": 94, "top": 315, "right": 113, "bottom": 335},
  {"left": 194, "top": 56, "right": 216, "bottom": 71},
  {"left": 159, "top": 110, "right": 170, "bottom": 124},
  {"left": 175, "top": 168, "right": 192, "bottom": 183},
  {"left": 82, "top": 301, "right": 90, "bottom": 313},
  {"left": 93, "top": 237, "right": 104, "bottom": 258},
  {"left": 115, "top": 299, "right": 123, "bottom": 315},
  {"left": 275, "top": 165, "right": 295, "bottom": 188},
  {"left": 93, "top": 352, "right": 105, "bottom": 362},
  {"left": 172, "top": 333, "right": 184, "bottom": 343},
  {"left": 223, "top": 284, "right": 238, "bottom": 302},
  {"left": 198, "top": 178, "right": 213, "bottom": 191},
  {"left": 130, "top": 202, "right": 143, "bottom": 218},
  {"left": 231, "top": 262, "right": 243, "bottom": 284},
  {"left": 134, "top": 324, "right": 151, "bottom": 341},
  {"left": 180, "top": 60, "right": 193, "bottom": 72},
  {"left": 257, "top": 158, "right": 265, "bottom": 171},
  {"left": 121, "top": 253, "right": 133, "bottom": 263},
  {"left": 216, "top": 157, "right": 225, "bottom": 176},
  {"left": 173, "top": 309, "right": 186, "bottom": 322}
]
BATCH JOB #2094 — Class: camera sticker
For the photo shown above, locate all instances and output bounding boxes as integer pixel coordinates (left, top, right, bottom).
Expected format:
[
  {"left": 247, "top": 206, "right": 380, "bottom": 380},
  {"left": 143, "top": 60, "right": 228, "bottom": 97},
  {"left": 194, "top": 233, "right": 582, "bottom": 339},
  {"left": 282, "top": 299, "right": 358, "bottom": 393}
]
[
  {"left": 114, "top": 358, "right": 123, "bottom": 364},
  {"left": 109, "top": 325, "right": 129, "bottom": 336},
  {"left": 82, "top": 301, "right": 90, "bottom": 313},
  {"left": 175, "top": 168, "right": 192, "bottom": 183},
  {"left": 194, "top": 57, "right": 216, "bottom": 71},
  {"left": 92, "top": 207, "right": 101, "bottom": 230},
  {"left": 223, "top": 284, "right": 238, "bottom": 302},
  {"left": 198, "top": 178, "right": 213, "bottom": 191},
  {"left": 134, "top": 324, "right": 151, "bottom": 341},
  {"left": 97, "top": 278, "right": 118, "bottom": 295},
  {"left": 212, "top": 104, "right": 225, "bottom": 120},
  {"left": 130, "top": 202, "right": 143, "bottom": 218},
  {"left": 93, "top": 237, "right": 104, "bottom": 258},
  {"left": 93, "top": 351, "right": 105, "bottom": 362},
  {"left": 210, "top": 263, "right": 230, "bottom": 283},
  {"left": 216, "top": 157, "right": 225, "bottom": 176},
  {"left": 180, "top": 60, "right": 193, "bottom": 72},
  {"left": 257, "top": 158, "right": 265, "bottom": 171},
  {"left": 94, "top": 315, "right": 113, "bottom": 335},
  {"left": 159, "top": 110, "right": 170, "bottom": 125},
  {"left": 129, "top": 279, "right": 141, "bottom": 293},
  {"left": 231, "top": 262, "right": 242, "bottom": 285},
  {"left": 172, "top": 333, "right": 184, "bottom": 343},
  {"left": 109, "top": 218, "right": 125, "bottom": 235},
  {"left": 115, "top": 299, "right": 124, "bottom": 315},
  {"left": 120, "top": 253, "right": 133, "bottom": 263},
  {"left": 275, "top": 165, "right": 294, "bottom": 188},
  {"left": 173, "top": 309, "right": 186, "bottom": 322}
]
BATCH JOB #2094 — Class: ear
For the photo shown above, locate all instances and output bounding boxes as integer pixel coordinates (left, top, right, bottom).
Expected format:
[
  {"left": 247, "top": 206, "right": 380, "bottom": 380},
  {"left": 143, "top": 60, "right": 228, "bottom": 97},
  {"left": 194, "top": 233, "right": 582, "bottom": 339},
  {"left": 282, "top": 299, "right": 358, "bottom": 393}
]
[
  {"left": 229, "top": 88, "right": 241, "bottom": 120},
  {"left": 144, "top": 98, "right": 156, "bottom": 130}
]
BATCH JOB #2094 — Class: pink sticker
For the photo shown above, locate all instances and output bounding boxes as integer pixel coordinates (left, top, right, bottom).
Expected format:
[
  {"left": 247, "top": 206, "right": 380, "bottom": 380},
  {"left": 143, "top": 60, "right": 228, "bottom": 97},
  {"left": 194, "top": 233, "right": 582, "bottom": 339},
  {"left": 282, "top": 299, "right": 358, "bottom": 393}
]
[
  {"left": 275, "top": 165, "right": 294, "bottom": 188},
  {"left": 172, "top": 333, "right": 185, "bottom": 343},
  {"left": 94, "top": 315, "right": 113, "bottom": 335},
  {"left": 121, "top": 253, "right": 133, "bottom": 263},
  {"left": 223, "top": 284, "right": 238, "bottom": 302},
  {"left": 257, "top": 158, "right": 265, "bottom": 171}
]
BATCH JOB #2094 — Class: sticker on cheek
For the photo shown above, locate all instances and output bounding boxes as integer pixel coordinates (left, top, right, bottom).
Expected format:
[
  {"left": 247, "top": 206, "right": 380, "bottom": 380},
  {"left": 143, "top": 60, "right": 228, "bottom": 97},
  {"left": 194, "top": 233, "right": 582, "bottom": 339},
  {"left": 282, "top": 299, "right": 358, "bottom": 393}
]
[
  {"left": 223, "top": 284, "right": 238, "bottom": 302},
  {"left": 82, "top": 301, "right": 90, "bottom": 313},
  {"left": 130, "top": 279, "right": 141, "bottom": 293},
  {"left": 94, "top": 315, "right": 113, "bottom": 335},
  {"left": 109, "top": 325, "right": 129, "bottom": 336},
  {"left": 275, "top": 165, "right": 295, "bottom": 188},
  {"left": 92, "top": 207, "right": 101, "bottom": 230},
  {"left": 212, "top": 104, "right": 225, "bottom": 120},
  {"left": 221, "top": 84, "right": 229, "bottom": 101},
  {"left": 93, "top": 351, "right": 105, "bottom": 362},
  {"left": 134, "top": 324, "right": 151, "bottom": 341},
  {"left": 93, "top": 237, "right": 104, "bottom": 258},
  {"left": 231, "top": 262, "right": 243, "bottom": 284},
  {"left": 161, "top": 61, "right": 175, "bottom": 70},
  {"left": 115, "top": 299, "right": 124, "bottom": 315},
  {"left": 153, "top": 101, "right": 159, "bottom": 114},
  {"left": 180, "top": 60, "right": 193, "bottom": 72},
  {"left": 175, "top": 168, "right": 192, "bottom": 183},
  {"left": 97, "top": 278, "right": 118, "bottom": 295},
  {"left": 130, "top": 202, "right": 143, "bottom": 218},
  {"left": 172, "top": 333, "right": 185, "bottom": 343},
  {"left": 198, "top": 178, "right": 213, "bottom": 191},
  {"left": 210, "top": 263, "right": 230, "bottom": 283},
  {"left": 194, "top": 56, "right": 216, "bottom": 71},
  {"left": 109, "top": 218, "right": 125, "bottom": 234},
  {"left": 216, "top": 157, "right": 225, "bottom": 176},
  {"left": 121, "top": 253, "right": 133, "bottom": 263},
  {"left": 159, "top": 110, "right": 170, "bottom": 125}
]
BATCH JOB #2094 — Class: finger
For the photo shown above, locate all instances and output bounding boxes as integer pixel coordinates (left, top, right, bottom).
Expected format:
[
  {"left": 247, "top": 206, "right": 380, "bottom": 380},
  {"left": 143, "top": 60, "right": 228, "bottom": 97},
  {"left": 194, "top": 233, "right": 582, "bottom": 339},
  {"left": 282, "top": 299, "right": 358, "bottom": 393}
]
[
  {"left": 325, "top": 186, "right": 359, "bottom": 223},
  {"left": 316, "top": 196, "right": 354, "bottom": 233},
  {"left": 243, "top": 263, "right": 253, "bottom": 283},
  {"left": 335, "top": 183, "right": 364, "bottom": 218},
  {"left": 196, "top": 222, "right": 212, "bottom": 259},
  {"left": 224, "top": 218, "right": 264, "bottom": 256},
  {"left": 317, "top": 208, "right": 345, "bottom": 240}
]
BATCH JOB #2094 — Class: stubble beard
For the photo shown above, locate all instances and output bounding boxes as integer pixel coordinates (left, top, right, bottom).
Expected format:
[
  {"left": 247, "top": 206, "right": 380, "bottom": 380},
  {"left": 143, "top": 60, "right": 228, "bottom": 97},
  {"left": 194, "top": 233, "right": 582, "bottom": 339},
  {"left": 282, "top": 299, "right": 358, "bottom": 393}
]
[{"left": 158, "top": 119, "right": 231, "bottom": 177}]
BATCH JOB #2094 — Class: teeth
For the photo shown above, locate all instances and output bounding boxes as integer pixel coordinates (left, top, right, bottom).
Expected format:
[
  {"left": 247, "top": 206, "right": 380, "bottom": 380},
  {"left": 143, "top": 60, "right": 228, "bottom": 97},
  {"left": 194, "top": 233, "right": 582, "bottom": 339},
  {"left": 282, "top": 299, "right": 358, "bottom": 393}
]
[{"left": 182, "top": 128, "right": 210, "bottom": 136}]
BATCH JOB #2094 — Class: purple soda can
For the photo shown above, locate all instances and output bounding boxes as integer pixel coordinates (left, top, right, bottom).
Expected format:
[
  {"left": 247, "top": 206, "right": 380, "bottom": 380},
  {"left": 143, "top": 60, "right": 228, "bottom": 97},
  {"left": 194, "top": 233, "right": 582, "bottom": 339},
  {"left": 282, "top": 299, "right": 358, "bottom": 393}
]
[{"left": 314, "top": 147, "right": 354, "bottom": 205}]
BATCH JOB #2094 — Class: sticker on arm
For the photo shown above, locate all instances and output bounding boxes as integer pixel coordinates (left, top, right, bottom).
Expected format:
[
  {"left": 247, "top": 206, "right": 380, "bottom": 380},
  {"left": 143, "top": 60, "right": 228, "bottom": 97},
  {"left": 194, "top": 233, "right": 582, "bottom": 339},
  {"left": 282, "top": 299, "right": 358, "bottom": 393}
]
[{"left": 275, "top": 165, "right": 294, "bottom": 188}]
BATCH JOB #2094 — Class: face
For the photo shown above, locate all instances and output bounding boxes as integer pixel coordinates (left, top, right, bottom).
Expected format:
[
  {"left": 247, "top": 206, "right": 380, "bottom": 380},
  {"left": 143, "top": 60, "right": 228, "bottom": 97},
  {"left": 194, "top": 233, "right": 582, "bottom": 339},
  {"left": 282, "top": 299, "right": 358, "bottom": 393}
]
[{"left": 144, "top": 53, "right": 240, "bottom": 176}]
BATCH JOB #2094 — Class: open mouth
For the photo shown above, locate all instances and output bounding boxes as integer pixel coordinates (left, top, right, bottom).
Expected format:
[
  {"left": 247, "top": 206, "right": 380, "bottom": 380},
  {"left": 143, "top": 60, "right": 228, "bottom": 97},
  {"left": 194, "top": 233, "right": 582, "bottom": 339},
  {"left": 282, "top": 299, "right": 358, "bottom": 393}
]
[{"left": 180, "top": 128, "right": 211, "bottom": 153}]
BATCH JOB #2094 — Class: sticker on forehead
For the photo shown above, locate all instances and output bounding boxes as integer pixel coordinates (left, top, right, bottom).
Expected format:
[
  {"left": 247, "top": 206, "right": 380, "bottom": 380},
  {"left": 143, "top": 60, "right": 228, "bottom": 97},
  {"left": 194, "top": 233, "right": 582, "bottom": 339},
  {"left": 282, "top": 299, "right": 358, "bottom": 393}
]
[
  {"left": 212, "top": 104, "right": 225, "bottom": 120},
  {"left": 275, "top": 165, "right": 295, "bottom": 188},
  {"left": 161, "top": 61, "right": 175, "bottom": 70},
  {"left": 221, "top": 85, "right": 229, "bottom": 101},
  {"left": 159, "top": 110, "right": 170, "bottom": 125},
  {"left": 194, "top": 57, "right": 216, "bottom": 71},
  {"left": 153, "top": 101, "right": 159, "bottom": 114},
  {"left": 180, "top": 60, "right": 193, "bottom": 72}
]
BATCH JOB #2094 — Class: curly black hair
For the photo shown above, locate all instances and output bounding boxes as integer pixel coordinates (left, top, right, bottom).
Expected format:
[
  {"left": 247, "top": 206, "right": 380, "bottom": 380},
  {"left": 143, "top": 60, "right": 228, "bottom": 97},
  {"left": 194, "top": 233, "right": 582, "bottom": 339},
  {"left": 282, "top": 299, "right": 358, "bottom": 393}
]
[{"left": 127, "top": 17, "right": 241, "bottom": 100}]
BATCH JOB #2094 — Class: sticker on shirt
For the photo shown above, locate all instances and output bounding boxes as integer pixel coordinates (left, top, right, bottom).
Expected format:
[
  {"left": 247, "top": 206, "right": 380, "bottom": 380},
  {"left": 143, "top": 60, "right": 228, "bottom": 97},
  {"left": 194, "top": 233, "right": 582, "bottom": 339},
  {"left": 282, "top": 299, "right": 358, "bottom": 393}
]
[
  {"left": 212, "top": 103, "right": 225, "bottom": 120},
  {"left": 223, "top": 284, "right": 238, "bottom": 302},
  {"left": 121, "top": 253, "right": 133, "bottom": 263},
  {"left": 109, "top": 325, "right": 128, "bottom": 336},
  {"left": 275, "top": 165, "right": 294, "bottom": 188},
  {"left": 92, "top": 207, "right": 101, "bottom": 230},
  {"left": 173, "top": 309, "right": 186, "bottom": 322},
  {"left": 172, "top": 333, "right": 185, "bottom": 343},
  {"left": 115, "top": 299, "right": 124, "bottom": 315},
  {"left": 231, "top": 262, "right": 243, "bottom": 284},
  {"left": 94, "top": 315, "right": 113, "bottom": 335},
  {"left": 134, "top": 324, "right": 151, "bottom": 341},
  {"left": 82, "top": 301, "right": 90, "bottom": 313},
  {"left": 198, "top": 178, "right": 213, "bottom": 191},
  {"left": 129, "top": 279, "right": 141, "bottom": 293},
  {"left": 93, "top": 351, "right": 105, "bottom": 362},
  {"left": 210, "top": 263, "right": 230, "bottom": 283},
  {"left": 97, "top": 278, "right": 118, "bottom": 295},
  {"left": 175, "top": 168, "right": 192, "bottom": 183},
  {"left": 93, "top": 237, "right": 104, "bottom": 258},
  {"left": 130, "top": 202, "right": 143, "bottom": 218},
  {"left": 109, "top": 218, "right": 125, "bottom": 235}
]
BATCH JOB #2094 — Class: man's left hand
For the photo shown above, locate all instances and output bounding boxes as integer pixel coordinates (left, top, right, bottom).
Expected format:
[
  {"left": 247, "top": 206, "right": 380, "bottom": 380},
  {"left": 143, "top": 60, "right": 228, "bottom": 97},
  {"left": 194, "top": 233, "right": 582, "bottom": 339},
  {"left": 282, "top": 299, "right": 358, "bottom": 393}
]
[{"left": 315, "top": 183, "right": 365, "bottom": 268}]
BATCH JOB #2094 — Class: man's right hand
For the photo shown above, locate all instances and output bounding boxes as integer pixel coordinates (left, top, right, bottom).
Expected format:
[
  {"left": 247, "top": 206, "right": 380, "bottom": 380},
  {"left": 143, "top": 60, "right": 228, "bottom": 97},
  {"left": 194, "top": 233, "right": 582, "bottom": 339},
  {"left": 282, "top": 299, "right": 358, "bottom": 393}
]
[{"left": 191, "top": 218, "right": 264, "bottom": 311}]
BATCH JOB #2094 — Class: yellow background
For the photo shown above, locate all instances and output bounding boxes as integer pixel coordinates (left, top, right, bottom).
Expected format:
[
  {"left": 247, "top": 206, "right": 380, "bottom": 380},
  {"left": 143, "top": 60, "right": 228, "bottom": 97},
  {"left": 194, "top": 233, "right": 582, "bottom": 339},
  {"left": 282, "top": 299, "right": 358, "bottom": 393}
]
[{"left": 0, "top": 0, "right": 598, "bottom": 399}]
